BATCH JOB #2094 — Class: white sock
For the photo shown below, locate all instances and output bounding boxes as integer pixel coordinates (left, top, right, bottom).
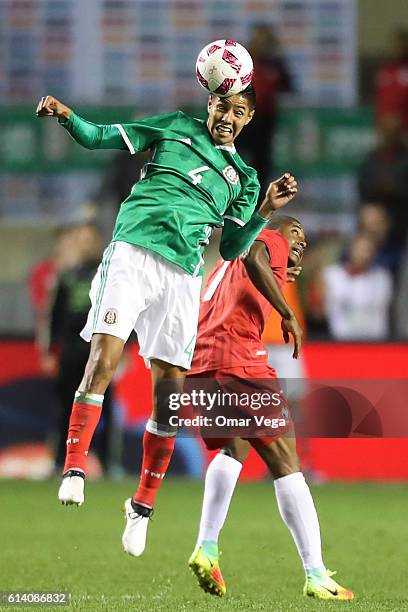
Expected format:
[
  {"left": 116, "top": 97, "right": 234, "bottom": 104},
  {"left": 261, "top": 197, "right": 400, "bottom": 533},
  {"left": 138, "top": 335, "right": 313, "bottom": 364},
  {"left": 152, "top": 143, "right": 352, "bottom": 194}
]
[
  {"left": 197, "top": 453, "right": 242, "bottom": 544},
  {"left": 274, "top": 472, "right": 324, "bottom": 570}
]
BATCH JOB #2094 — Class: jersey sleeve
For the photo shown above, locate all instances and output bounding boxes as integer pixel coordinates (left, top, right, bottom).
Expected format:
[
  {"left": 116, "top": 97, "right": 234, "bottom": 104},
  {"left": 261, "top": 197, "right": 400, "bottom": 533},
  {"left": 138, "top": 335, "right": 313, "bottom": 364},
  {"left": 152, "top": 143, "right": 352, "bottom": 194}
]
[
  {"left": 116, "top": 111, "right": 182, "bottom": 154},
  {"left": 60, "top": 114, "right": 127, "bottom": 150},
  {"left": 222, "top": 168, "right": 260, "bottom": 226},
  {"left": 61, "top": 111, "right": 182, "bottom": 154}
]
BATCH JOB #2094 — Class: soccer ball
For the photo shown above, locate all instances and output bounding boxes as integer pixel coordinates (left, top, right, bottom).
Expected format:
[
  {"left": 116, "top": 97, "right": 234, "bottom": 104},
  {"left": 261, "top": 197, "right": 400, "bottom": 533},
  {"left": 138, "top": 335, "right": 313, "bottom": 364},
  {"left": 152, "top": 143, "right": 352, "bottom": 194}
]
[{"left": 195, "top": 39, "right": 253, "bottom": 97}]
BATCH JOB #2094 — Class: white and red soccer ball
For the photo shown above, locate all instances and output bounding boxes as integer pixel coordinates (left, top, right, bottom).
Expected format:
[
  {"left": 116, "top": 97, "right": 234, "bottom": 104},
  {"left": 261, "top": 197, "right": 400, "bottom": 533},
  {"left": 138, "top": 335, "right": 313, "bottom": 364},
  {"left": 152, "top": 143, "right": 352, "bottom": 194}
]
[{"left": 195, "top": 39, "right": 253, "bottom": 97}]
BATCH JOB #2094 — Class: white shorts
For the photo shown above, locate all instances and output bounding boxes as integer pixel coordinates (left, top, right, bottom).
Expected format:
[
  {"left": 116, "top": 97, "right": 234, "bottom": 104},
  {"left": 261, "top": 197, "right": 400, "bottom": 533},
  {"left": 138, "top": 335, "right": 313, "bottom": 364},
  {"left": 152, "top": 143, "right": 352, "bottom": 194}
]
[{"left": 81, "top": 242, "right": 202, "bottom": 369}]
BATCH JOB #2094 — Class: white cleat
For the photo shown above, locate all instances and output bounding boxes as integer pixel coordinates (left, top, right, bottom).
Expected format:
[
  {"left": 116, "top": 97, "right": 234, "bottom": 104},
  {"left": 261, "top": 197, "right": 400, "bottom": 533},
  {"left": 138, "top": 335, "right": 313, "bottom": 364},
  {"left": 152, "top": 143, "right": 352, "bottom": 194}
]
[
  {"left": 58, "top": 470, "right": 85, "bottom": 506},
  {"left": 122, "top": 498, "right": 153, "bottom": 557}
]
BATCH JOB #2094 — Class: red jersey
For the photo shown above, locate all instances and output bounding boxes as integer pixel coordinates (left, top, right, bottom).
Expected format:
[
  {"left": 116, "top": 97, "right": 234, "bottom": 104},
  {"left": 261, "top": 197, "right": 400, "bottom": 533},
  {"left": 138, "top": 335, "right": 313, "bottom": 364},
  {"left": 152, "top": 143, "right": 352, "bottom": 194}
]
[
  {"left": 190, "top": 229, "right": 288, "bottom": 373},
  {"left": 29, "top": 259, "right": 57, "bottom": 312},
  {"left": 375, "top": 61, "right": 408, "bottom": 129}
]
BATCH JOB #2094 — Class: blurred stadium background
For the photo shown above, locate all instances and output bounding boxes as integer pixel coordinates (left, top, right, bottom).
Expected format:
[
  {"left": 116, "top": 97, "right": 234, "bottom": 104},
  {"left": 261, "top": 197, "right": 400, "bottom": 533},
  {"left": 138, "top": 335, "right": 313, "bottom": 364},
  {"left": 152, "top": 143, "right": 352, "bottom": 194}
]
[
  {"left": 1, "top": 3, "right": 408, "bottom": 607},
  {"left": 0, "top": 0, "right": 408, "bottom": 612}
]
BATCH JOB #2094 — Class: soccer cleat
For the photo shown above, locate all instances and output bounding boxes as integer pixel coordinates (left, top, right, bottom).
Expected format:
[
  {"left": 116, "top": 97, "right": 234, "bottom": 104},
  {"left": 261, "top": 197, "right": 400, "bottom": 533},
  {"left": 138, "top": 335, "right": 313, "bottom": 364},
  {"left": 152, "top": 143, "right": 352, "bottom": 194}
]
[
  {"left": 58, "top": 470, "right": 85, "bottom": 506},
  {"left": 188, "top": 543, "right": 226, "bottom": 597},
  {"left": 304, "top": 568, "right": 354, "bottom": 600},
  {"left": 122, "top": 498, "right": 153, "bottom": 557}
]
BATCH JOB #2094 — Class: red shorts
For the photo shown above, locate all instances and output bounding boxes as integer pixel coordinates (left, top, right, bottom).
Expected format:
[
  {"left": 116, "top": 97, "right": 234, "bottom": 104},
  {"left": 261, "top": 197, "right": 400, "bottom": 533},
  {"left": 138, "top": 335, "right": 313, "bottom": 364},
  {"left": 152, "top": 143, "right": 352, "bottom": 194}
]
[{"left": 186, "top": 364, "right": 293, "bottom": 450}]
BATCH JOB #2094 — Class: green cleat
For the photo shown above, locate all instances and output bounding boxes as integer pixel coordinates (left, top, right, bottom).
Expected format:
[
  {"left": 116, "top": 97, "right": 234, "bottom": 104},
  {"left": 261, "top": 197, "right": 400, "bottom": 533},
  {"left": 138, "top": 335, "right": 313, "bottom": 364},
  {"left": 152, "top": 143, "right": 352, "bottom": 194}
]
[
  {"left": 304, "top": 568, "right": 354, "bottom": 601},
  {"left": 188, "top": 542, "right": 226, "bottom": 597}
]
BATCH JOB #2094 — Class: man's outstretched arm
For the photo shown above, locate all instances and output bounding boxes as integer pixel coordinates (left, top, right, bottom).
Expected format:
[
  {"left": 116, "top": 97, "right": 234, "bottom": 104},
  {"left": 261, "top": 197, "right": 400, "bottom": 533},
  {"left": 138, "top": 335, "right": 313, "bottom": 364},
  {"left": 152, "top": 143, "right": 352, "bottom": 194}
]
[
  {"left": 219, "top": 173, "right": 297, "bottom": 260},
  {"left": 36, "top": 95, "right": 126, "bottom": 150},
  {"left": 243, "top": 240, "right": 303, "bottom": 358}
]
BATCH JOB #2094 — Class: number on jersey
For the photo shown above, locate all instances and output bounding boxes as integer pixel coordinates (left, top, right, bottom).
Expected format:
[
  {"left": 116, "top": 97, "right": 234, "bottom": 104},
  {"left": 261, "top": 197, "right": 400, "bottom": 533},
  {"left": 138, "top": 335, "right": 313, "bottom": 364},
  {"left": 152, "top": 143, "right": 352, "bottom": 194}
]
[{"left": 188, "top": 166, "right": 210, "bottom": 185}]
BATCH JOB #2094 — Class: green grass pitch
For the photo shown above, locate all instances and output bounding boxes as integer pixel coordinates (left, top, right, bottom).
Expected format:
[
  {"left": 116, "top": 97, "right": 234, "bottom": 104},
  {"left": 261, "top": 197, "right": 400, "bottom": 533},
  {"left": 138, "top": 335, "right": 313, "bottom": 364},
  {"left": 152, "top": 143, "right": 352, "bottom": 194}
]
[{"left": 1, "top": 479, "right": 407, "bottom": 611}]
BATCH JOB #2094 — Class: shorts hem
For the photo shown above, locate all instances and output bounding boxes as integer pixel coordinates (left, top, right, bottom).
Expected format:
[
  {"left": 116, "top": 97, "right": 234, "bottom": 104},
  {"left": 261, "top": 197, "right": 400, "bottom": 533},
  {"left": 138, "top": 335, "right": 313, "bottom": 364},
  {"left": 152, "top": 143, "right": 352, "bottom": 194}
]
[
  {"left": 141, "top": 352, "right": 192, "bottom": 371},
  {"left": 202, "top": 434, "right": 283, "bottom": 451},
  {"left": 189, "top": 361, "right": 270, "bottom": 375},
  {"left": 80, "top": 327, "right": 129, "bottom": 343}
]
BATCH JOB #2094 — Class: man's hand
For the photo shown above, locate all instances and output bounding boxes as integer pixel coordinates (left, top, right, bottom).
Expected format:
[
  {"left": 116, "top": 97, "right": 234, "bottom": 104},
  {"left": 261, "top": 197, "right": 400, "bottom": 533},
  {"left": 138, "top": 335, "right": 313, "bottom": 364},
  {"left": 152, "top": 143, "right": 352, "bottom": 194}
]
[
  {"left": 36, "top": 95, "right": 72, "bottom": 122},
  {"left": 258, "top": 173, "right": 298, "bottom": 219},
  {"left": 287, "top": 265, "right": 302, "bottom": 283},
  {"left": 40, "top": 352, "right": 59, "bottom": 377},
  {"left": 281, "top": 314, "right": 303, "bottom": 359}
]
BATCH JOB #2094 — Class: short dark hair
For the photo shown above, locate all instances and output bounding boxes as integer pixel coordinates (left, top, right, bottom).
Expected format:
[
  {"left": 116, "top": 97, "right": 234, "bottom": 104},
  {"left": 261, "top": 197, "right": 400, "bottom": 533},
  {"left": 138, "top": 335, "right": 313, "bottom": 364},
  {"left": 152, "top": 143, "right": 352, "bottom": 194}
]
[
  {"left": 267, "top": 215, "right": 302, "bottom": 232},
  {"left": 210, "top": 83, "right": 256, "bottom": 111},
  {"left": 240, "top": 84, "right": 256, "bottom": 110}
]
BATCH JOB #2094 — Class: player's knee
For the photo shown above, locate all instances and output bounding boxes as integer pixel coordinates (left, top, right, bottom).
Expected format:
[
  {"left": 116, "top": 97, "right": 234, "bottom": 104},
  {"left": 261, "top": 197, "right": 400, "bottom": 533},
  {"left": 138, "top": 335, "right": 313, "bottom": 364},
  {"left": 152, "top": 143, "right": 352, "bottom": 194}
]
[
  {"left": 255, "top": 437, "right": 300, "bottom": 478},
  {"left": 221, "top": 439, "right": 250, "bottom": 464},
  {"left": 83, "top": 353, "right": 116, "bottom": 390},
  {"left": 273, "top": 453, "right": 300, "bottom": 478},
  {"left": 221, "top": 446, "right": 243, "bottom": 463},
  {"left": 272, "top": 444, "right": 300, "bottom": 478}
]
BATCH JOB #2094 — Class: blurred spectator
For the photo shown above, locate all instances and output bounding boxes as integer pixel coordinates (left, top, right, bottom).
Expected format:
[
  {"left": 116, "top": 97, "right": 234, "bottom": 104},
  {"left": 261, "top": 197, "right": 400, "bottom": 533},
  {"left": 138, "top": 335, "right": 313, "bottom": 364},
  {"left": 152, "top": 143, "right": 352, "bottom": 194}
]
[
  {"left": 395, "top": 243, "right": 408, "bottom": 338},
  {"left": 29, "top": 226, "right": 79, "bottom": 371},
  {"left": 322, "top": 233, "right": 393, "bottom": 340},
  {"left": 358, "top": 202, "right": 401, "bottom": 274},
  {"left": 375, "top": 28, "right": 408, "bottom": 133},
  {"left": 358, "top": 115, "right": 408, "bottom": 247},
  {"left": 301, "top": 235, "right": 344, "bottom": 337},
  {"left": 45, "top": 223, "right": 114, "bottom": 474},
  {"left": 358, "top": 202, "right": 391, "bottom": 246},
  {"left": 239, "top": 25, "right": 293, "bottom": 193}
]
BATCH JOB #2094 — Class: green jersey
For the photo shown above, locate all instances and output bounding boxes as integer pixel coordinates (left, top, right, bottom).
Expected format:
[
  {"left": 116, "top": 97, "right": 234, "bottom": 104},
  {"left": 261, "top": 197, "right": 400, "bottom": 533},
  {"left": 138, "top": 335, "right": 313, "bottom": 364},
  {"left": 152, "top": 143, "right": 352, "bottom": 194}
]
[{"left": 63, "top": 111, "right": 260, "bottom": 276}]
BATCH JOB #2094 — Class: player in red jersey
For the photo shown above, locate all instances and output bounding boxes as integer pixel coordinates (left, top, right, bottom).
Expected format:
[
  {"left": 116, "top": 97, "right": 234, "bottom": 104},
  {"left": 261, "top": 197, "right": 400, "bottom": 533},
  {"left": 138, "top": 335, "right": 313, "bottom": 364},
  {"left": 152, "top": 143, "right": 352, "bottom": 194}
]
[{"left": 187, "top": 216, "right": 353, "bottom": 601}]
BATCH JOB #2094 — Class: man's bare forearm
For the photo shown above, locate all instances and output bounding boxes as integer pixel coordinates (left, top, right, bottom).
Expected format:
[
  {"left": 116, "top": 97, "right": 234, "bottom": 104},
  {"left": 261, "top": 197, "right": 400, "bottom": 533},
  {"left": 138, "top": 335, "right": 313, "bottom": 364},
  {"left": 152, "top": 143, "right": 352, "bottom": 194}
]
[{"left": 243, "top": 242, "right": 294, "bottom": 319}]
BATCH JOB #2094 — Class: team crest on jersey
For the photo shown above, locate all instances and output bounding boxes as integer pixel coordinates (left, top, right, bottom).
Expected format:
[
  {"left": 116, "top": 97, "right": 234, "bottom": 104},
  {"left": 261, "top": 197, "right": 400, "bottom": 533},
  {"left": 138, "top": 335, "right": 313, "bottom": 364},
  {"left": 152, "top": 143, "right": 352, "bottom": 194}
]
[
  {"left": 103, "top": 308, "right": 118, "bottom": 325},
  {"left": 223, "top": 165, "right": 240, "bottom": 185}
]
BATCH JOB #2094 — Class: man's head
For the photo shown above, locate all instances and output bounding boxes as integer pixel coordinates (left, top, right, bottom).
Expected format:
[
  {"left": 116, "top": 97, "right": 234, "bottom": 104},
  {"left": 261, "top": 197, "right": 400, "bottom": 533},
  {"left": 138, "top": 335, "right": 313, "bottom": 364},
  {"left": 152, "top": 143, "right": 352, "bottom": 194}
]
[
  {"left": 347, "top": 233, "right": 377, "bottom": 272},
  {"left": 378, "top": 114, "right": 404, "bottom": 148},
  {"left": 207, "top": 85, "right": 255, "bottom": 146},
  {"left": 267, "top": 215, "right": 306, "bottom": 266},
  {"left": 53, "top": 225, "right": 80, "bottom": 272},
  {"left": 76, "top": 223, "right": 103, "bottom": 263},
  {"left": 358, "top": 202, "right": 391, "bottom": 246},
  {"left": 394, "top": 28, "right": 408, "bottom": 61},
  {"left": 248, "top": 24, "right": 279, "bottom": 58}
]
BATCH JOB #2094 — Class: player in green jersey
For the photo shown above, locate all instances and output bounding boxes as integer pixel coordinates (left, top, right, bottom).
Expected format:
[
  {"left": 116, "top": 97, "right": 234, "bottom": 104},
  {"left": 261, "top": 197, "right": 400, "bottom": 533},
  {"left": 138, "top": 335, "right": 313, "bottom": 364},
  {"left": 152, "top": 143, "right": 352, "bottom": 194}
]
[{"left": 36, "top": 89, "right": 298, "bottom": 557}]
